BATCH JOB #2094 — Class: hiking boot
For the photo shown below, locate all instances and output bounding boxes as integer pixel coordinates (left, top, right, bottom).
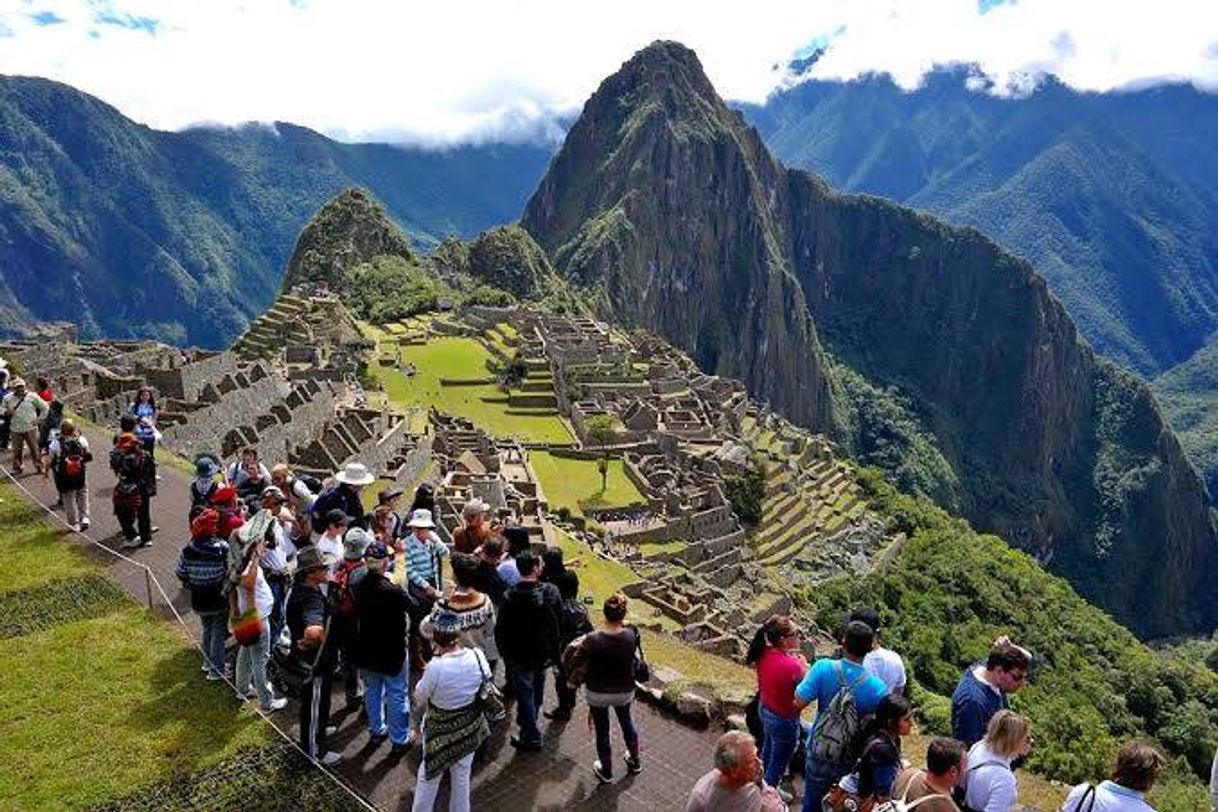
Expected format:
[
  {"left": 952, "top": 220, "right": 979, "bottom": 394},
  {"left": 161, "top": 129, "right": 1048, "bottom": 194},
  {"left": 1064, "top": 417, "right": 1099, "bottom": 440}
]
[
  {"left": 369, "top": 731, "right": 388, "bottom": 745},
  {"left": 592, "top": 760, "right": 612, "bottom": 784},
  {"left": 390, "top": 736, "right": 416, "bottom": 756},
  {"left": 120, "top": 537, "right": 142, "bottom": 549},
  {"left": 625, "top": 755, "right": 642, "bottom": 775},
  {"left": 316, "top": 751, "right": 342, "bottom": 767},
  {"left": 543, "top": 706, "right": 572, "bottom": 721}
]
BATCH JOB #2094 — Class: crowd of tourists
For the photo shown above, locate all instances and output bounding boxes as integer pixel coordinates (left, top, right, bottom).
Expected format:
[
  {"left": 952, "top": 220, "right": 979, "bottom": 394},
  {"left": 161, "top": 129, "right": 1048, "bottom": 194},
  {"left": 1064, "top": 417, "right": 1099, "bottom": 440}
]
[{"left": 0, "top": 361, "right": 1186, "bottom": 811}]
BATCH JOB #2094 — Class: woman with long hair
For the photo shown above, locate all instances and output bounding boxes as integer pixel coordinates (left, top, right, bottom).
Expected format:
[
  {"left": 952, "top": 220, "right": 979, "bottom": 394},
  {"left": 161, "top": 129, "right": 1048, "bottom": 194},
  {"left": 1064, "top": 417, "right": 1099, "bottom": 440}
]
[
  {"left": 856, "top": 694, "right": 914, "bottom": 803},
  {"left": 745, "top": 614, "right": 808, "bottom": 793},
  {"left": 130, "top": 386, "right": 158, "bottom": 457}
]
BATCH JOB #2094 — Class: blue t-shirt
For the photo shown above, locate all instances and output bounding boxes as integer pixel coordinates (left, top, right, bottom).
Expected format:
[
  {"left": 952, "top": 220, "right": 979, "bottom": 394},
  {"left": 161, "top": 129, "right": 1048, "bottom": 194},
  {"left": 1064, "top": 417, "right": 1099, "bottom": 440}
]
[{"left": 794, "top": 657, "right": 889, "bottom": 744}]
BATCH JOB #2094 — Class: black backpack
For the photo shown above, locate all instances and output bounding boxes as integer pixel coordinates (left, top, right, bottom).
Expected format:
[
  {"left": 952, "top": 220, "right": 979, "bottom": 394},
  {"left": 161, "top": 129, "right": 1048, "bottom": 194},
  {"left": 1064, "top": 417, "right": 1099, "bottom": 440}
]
[
  {"left": 558, "top": 597, "right": 593, "bottom": 643},
  {"left": 57, "top": 437, "right": 88, "bottom": 484}
]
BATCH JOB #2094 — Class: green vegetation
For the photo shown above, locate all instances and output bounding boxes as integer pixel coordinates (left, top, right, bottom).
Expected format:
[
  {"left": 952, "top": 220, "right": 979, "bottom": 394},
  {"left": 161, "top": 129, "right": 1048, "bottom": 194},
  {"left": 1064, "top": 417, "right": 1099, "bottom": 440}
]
[
  {"left": 832, "top": 362, "right": 960, "bottom": 511},
  {"left": 723, "top": 463, "right": 766, "bottom": 526},
  {"left": 583, "top": 414, "right": 620, "bottom": 491},
  {"left": 365, "top": 331, "right": 571, "bottom": 443},
  {"left": 811, "top": 469, "right": 1216, "bottom": 805},
  {"left": 530, "top": 450, "right": 645, "bottom": 517},
  {"left": 0, "top": 485, "right": 272, "bottom": 809},
  {"left": 1153, "top": 334, "right": 1218, "bottom": 497},
  {"left": 345, "top": 255, "right": 443, "bottom": 322}
]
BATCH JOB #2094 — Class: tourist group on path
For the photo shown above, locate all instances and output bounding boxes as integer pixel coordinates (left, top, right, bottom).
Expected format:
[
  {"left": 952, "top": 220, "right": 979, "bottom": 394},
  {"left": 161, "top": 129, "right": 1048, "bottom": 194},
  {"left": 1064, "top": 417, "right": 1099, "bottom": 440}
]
[{"left": 0, "top": 361, "right": 1186, "bottom": 811}]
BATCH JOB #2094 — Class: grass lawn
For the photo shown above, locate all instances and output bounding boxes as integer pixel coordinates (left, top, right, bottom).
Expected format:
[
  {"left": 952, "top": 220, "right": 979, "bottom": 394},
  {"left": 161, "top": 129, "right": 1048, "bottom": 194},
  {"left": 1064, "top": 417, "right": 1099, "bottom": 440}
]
[
  {"left": 366, "top": 330, "right": 571, "bottom": 444},
  {"left": 0, "top": 484, "right": 271, "bottom": 810},
  {"left": 529, "top": 451, "right": 645, "bottom": 516}
]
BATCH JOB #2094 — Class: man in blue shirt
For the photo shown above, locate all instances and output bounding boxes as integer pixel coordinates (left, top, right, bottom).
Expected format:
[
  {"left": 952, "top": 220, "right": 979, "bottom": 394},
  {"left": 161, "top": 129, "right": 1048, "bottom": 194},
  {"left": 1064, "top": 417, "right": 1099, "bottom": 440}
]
[
  {"left": 950, "top": 637, "right": 1030, "bottom": 747},
  {"left": 794, "top": 620, "right": 890, "bottom": 812}
]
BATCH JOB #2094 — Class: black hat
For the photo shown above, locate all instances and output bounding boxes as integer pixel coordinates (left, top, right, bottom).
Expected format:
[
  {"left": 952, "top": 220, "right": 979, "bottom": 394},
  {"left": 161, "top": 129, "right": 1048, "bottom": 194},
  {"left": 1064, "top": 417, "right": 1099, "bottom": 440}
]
[{"left": 325, "top": 508, "right": 352, "bottom": 527}]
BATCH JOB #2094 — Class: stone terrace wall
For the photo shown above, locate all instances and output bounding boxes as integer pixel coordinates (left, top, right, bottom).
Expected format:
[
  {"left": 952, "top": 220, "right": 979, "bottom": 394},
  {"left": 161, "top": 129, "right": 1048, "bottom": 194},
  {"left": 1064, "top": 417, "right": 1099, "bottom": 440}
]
[
  {"left": 160, "top": 376, "right": 292, "bottom": 460},
  {"left": 142, "top": 352, "right": 236, "bottom": 401}
]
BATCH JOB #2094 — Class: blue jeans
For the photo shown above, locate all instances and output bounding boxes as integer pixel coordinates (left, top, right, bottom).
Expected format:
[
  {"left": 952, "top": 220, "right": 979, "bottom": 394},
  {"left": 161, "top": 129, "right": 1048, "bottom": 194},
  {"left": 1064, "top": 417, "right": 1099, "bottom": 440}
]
[
  {"left": 803, "top": 753, "right": 850, "bottom": 812},
  {"left": 198, "top": 610, "right": 227, "bottom": 676},
  {"left": 235, "top": 620, "right": 273, "bottom": 709},
  {"left": 760, "top": 705, "right": 800, "bottom": 788},
  {"left": 363, "top": 662, "right": 410, "bottom": 745},
  {"left": 267, "top": 578, "right": 287, "bottom": 648},
  {"left": 510, "top": 665, "right": 546, "bottom": 745}
]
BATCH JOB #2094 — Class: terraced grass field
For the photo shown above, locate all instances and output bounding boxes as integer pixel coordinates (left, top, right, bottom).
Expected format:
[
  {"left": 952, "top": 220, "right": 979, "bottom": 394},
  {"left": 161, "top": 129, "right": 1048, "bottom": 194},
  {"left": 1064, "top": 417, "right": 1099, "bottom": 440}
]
[
  {"left": 0, "top": 488, "right": 272, "bottom": 809},
  {"left": 365, "top": 329, "right": 572, "bottom": 444},
  {"left": 529, "top": 450, "right": 646, "bottom": 516}
]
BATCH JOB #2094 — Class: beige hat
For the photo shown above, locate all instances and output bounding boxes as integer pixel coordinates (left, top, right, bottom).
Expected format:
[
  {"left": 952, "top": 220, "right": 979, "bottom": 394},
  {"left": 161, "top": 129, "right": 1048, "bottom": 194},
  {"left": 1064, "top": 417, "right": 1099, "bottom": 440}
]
[{"left": 335, "top": 461, "right": 375, "bottom": 486}]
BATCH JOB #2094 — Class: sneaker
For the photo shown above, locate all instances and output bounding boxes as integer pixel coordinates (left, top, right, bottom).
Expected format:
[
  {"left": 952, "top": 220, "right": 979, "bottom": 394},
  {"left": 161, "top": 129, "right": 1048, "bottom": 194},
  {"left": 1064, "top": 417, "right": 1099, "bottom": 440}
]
[
  {"left": 390, "top": 736, "right": 415, "bottom": 756},
  {"left": 592, "top": 760, "right": 612, "bottom": 784},
  {"left": 625, "top": 755, "right": 642, "bottom": 775},
  {"left": 369, "top": 731, "right": 388, "bottom": 745},
  {"left": 316, "top": 751, "right": 342, "bottom": 767},
  {"left": 120, "top": 537, "right": 142, "bottom": 549},
  {"left": 325, "top": 725, "right": 338, "bottom": 737},
  {"left": 151, "top": 525, "right": 160, "bottom": 534},
  {"left": 262, "top": 697, "right": 288, "bottom": 712},
  {"left": 138, "top": 537, "right": 153, "bottom": 548},
  {"left": 80, "top": 518, "right": 90, "bottom": 530},
  {"left": 205, "top": 671, "right": 224, "bottom": 681},
  {"left": 67, "top": 523, "right": 80, "bottom": 533}
]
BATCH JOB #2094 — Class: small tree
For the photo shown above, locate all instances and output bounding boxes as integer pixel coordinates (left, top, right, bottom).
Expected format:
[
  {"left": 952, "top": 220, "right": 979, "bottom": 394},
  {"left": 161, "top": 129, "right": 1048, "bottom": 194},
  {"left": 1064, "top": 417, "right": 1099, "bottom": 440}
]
[{"left": 584, "top": 414, "right": 619, "bottom": 492}]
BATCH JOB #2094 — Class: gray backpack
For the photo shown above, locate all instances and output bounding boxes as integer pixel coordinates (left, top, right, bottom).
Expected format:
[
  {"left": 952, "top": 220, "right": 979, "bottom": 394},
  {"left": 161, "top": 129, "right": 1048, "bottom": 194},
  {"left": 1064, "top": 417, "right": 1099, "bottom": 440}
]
[{"left": 810, "top": 661, "right": 869, "bottom": 765}]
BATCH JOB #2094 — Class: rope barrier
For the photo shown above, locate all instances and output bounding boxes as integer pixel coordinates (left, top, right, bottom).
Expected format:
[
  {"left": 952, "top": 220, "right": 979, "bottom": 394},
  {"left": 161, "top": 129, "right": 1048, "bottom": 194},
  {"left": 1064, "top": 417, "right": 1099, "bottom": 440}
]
[{"left": 0, "top": 464, "right": 379, "bottom": 812}]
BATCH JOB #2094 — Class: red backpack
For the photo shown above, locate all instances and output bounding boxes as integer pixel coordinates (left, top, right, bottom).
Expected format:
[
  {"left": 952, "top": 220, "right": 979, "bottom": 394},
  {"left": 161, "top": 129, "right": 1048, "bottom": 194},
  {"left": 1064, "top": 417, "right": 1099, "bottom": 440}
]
[
  {"left": 58, "top": 437, "right": 88, "bottom": 481},
  {"left": 331, "top": 559, "right": 363, "bottom": 616}
]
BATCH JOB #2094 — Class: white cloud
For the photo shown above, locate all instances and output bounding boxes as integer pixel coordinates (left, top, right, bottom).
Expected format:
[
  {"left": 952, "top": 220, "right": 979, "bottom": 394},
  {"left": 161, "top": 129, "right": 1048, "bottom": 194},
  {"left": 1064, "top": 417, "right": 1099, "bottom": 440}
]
[{"left": 0, "top": 0, "right": 1215, "bottom": 145}]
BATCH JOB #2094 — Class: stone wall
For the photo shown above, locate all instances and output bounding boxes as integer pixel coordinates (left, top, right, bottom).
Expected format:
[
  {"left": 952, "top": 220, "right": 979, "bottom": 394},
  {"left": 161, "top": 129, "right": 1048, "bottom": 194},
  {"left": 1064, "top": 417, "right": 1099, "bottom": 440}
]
[
  {"left": 159, "top": 375, "right": 292, "bottom": 460},
  {"left": 143, "top": 352, "right": 236, "bottom": 401}
]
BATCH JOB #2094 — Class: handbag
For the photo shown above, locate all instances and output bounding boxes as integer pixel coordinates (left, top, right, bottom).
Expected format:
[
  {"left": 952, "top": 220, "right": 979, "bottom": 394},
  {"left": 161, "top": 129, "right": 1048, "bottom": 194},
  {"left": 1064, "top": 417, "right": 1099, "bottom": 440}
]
[
  {"left": 474, "top": 648, "right": 506, "bottom": 724},
  {"left": 632, "top": 626, "right": 651, "bottom": 684},
  {"left": 231, "top": 605, "right": 263, "bottom": 645}
]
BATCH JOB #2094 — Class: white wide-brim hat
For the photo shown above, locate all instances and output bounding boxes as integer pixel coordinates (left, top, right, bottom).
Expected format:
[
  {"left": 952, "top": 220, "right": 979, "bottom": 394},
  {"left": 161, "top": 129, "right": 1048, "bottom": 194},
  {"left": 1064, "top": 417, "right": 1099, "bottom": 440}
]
[
  {"left": 407, "top": 508, "right": 436, "bottom": 529},
  {"left": 335, "top": 461, "right": 375, "bottom": 486}
]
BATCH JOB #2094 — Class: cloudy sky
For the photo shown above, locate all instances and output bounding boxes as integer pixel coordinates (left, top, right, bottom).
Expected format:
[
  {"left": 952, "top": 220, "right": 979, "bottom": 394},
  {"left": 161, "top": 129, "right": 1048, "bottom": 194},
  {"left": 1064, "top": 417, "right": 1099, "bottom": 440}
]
[{"left": 1, "top": 0, "right": 1216, "bottom": 145}]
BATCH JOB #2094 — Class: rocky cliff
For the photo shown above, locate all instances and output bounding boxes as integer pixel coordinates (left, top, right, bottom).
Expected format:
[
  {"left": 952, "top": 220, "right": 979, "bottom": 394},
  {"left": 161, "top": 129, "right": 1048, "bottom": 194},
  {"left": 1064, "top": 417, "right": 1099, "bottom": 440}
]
[
  {"left": 521, "top": 42, "right": 835, "bottom": 431},
  {"left": 523, "top": 41, "right": 1218, "bottom": 637}
]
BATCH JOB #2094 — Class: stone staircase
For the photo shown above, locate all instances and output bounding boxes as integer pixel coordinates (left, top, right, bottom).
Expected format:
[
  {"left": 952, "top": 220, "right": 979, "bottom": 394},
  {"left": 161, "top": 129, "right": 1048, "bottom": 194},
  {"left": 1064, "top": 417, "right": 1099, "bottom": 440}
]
[{"left": 232, "top": 294, "right": 311, "bottom": 360}]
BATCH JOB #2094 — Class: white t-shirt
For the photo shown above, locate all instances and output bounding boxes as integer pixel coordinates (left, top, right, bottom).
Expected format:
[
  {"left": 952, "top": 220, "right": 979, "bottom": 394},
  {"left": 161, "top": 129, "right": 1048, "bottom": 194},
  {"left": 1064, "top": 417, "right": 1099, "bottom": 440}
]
[
  {"left": 413, "top": 649, "right": 486, "bottom": 711},
  {"left": 48, "top": 435, "right": 90, "bottom": 458},
  {"left": 963, "top": 740, "right": 1016, "bottom": 812},
  {"left": 1060, "top": 781, "right": 1156, "bottom": 812},
  {"left": 316, "top": 533, "right": 343, "bottom": 572},
  {"left": 237, "top": 566, "right": 275, "bottom": 619},
  {"left": 864, "top": 646, "right": 907, "bottom": 694},
  {"left": 260, "top": 522, "right": 297, "bottom": 573}
]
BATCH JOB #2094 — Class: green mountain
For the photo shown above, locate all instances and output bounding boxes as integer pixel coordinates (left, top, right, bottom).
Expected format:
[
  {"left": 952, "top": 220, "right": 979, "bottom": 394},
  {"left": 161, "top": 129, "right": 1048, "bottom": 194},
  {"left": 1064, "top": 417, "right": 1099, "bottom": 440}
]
[
  {"left": 0, "top": 75, "right": 551, "bottom": 349},
  {"left": 523, "top": 41, "right": 1218, "bottom": 638},
  {"left": 743, "top": 70, "right": 1218, "bottom": 378}
]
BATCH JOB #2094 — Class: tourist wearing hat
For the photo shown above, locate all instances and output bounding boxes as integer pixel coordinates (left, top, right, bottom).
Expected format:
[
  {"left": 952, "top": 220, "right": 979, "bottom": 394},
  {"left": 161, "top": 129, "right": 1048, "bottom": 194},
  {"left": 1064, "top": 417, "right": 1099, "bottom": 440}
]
[
  {"left": 111, "top": 426, "right": 156, "bottom": 549},
  {"left": 231, "top": 511, "right": 288, "bottom": 713},
  {"left": 190, "top": 455, "right": 222, "bottom": 507},
  {"left": 315, "top": 509, "right": 350, "bottom": 574},
  {"left": 332, "top": 527, "right": 373, "bottom": 711},
  {"left": 209, "top": 485, "right": 246, "bottom": 540},
  {"left": 404, "top": 508, "right": 449, "bottom": 671},
  {"left": 175, "top": 508, "right": 230, "bottom": 680},
  {"left": 3, "top": 376, "right": 49, "bottom": 475},
  {"left": 287, "top": 545, "right": 341, "bottom": 766},
  {"left": 411, "top": 608, "right": 492, "bottom": 812},
  {"left": 352, "top": 541, "right": 415, "bottom": 753},
  {"left": 452, "top": 497, "right": 492, "bottom": 555},
  {"left": 309, "top": 461, "right": 374, "bottom": 535}
]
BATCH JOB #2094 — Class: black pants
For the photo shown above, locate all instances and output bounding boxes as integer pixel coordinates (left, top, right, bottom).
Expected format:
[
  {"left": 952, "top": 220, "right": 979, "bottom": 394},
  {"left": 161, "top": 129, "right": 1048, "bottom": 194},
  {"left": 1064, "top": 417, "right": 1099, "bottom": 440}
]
[
  {"left": 300, "top": 668, "right": 334, "bottom": 760},
  {"left": 115, "top": 498, "right": 152, "bottom": 542},
  {"left": 553, "top": 663, "right": 577, "bottom": 712},
  {"left": 332, "top": 616, "right": 361, "bottom": 704}
]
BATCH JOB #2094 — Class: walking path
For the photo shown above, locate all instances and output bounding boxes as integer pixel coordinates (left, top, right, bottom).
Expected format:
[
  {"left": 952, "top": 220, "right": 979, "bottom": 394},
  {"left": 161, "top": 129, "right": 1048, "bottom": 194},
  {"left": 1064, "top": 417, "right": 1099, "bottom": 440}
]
[{"left": 2, "top": 428, "right": 726, "bottom": 811}]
